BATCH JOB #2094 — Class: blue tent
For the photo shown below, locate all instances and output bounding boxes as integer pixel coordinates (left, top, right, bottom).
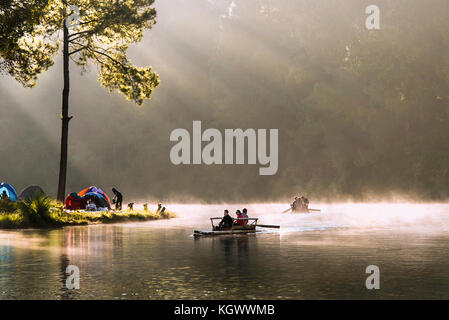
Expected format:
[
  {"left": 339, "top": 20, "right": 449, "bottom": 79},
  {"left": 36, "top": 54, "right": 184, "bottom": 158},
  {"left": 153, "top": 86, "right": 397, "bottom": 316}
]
[
  {"left": 84, "top": 192, "right": 110, "bottom": 209},
  {"left": 0, "top": 182, "right": 18, "bottom": 202}
]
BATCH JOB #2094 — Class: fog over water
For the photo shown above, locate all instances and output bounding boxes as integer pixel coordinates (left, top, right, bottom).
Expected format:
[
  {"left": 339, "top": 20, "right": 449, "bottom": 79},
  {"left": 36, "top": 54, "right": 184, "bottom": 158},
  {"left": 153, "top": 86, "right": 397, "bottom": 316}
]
[
  {"left": 1, "top": 0, "right": 449, "bottom": 203},
  {"left": 166, "top": 202, "right": 449, "bottom": 233}
]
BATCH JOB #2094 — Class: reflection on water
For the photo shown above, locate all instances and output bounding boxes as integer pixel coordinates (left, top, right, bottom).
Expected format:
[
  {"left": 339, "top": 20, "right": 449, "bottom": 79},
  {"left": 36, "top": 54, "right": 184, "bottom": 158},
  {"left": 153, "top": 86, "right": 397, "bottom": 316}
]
[{"left": 0, "top": 203, "right": 449, "bottom": 299}]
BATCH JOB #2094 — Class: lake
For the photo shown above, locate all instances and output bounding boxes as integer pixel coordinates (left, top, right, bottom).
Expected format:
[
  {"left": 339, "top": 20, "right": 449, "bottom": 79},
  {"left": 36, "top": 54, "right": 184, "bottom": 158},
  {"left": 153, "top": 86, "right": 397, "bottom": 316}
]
[{"left": 1, "top": 203, "right": 449, "bottom": 299}]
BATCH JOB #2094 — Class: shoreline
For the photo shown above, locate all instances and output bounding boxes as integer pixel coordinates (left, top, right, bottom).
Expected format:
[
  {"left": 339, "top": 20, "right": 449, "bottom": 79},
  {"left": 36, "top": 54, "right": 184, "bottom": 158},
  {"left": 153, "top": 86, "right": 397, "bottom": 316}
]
[{"left": 0, "top": 203, "right": 176, "bottom": 230}]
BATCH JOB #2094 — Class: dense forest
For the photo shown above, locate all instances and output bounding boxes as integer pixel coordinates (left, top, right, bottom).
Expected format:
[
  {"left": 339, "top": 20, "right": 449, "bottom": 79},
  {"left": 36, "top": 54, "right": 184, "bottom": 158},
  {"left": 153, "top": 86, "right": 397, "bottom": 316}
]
[{"left": 1, "top": 0, "right": 448, "bottom": 202}]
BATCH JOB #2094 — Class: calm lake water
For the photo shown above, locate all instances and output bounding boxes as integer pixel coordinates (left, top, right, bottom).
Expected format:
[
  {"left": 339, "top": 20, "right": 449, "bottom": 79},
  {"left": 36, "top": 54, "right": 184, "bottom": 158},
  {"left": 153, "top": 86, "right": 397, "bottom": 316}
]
[{"left": 1, "top": 203, "right": 449, "bottom": 300}]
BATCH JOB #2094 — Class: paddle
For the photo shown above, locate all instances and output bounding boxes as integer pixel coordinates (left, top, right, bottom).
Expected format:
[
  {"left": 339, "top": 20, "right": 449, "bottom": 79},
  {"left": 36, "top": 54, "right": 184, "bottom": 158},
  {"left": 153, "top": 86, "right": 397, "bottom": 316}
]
[
  {"left": 308, "top": 208, "right": 321, "bottom": 212},
  {"left": 281, "top": 207, "right": 292, "bottom": 213},
  {"left": 257, "top": 224, "right": 280, "bottom": 229}
]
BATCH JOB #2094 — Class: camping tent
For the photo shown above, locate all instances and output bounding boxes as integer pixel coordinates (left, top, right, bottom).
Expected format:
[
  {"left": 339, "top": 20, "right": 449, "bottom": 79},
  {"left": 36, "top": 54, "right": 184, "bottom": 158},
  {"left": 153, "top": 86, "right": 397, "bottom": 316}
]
[
  {"left": 78, "top": 186, "right": 111, "bottom": 205},
  {"left": 65, "top": 186, "right": 111, "bottom": 210},
  {"left": 83, "top": 192, "right": 110, "bottom": 208},
  {"left": 19, "top": 185, "right": 45, "bottom": 201},
  {"left": 65, "top": 193, "right": 87, "bottom": 210},
  {"left": 0, "top": 182, "right": 18, "bottom": 202}
]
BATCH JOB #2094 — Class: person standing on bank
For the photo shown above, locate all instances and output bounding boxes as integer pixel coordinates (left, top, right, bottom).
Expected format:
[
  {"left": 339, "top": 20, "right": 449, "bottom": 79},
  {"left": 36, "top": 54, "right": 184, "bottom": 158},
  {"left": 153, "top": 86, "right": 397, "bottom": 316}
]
[{"left": 112, "top": 187, "right": 123, "bottom": 210}]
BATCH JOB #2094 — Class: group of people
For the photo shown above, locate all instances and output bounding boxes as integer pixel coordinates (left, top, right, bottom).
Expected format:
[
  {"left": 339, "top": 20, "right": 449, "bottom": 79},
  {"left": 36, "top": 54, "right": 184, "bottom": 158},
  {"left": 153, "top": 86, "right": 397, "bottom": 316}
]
[
  {"left": 86, "top": 199, "right": 102, "bottom": 211},
  {"left": 291, "top": 195, "right": 309, "bottom": 211},
  {"left": 215, "top": 208, "right": 249, "bottom": 230}
]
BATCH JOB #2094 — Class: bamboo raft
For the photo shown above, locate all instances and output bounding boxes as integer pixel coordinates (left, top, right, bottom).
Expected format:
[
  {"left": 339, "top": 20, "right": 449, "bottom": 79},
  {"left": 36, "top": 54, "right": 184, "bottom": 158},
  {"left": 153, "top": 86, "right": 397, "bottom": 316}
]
[{"left": 194, "top": 217, "right": 279, "bottom": 237}]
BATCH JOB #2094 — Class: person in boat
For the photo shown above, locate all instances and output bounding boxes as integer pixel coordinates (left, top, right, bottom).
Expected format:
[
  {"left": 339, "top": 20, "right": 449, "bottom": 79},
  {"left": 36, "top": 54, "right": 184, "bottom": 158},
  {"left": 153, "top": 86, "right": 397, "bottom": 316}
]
[
  {"left": 234, "top": 210, "right": 245, "bottom": 226},
  {"left": 216, "top": 210, "right": 233, "bottom": 230},
  {"left": 242, "top": 208, "right": 249, "bottom": 225},
  {"left": 303, "top": 197, "right": 309, "bottom": 210},
  {"left": 296, "top": 196, "right": 302, "bottom": 209},
  {"left": 112, "top": 187, "right": 123, "bottom": 210},
  {"left": 291, "top": 196, "right": 299, "bottom": 210}
]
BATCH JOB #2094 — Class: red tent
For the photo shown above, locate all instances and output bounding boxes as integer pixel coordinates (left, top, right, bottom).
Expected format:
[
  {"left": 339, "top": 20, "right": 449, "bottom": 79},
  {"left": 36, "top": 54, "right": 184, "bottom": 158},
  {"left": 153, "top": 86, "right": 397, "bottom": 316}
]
[{"left": 65, "top": 193, "right": 87, "bottom": 210}]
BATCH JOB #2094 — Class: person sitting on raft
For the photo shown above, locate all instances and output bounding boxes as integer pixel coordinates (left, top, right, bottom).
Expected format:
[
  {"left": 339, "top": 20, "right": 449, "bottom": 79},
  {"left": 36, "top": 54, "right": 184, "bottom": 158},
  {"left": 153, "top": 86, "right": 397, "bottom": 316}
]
[
  {"left": 291, "top": 196, "right": 299, "bottom": 210},
  {"left": 215, "top": 210, "right": 233, "bottom": 230},
  {"left": 241, "top": 208, "right": 249, "bottom": 225},
  {"left": 302, "top": 197, "right": 309, "bottom": 210},
  {"left": 234, "top": 210, "right": 245, "bottom": 226}
]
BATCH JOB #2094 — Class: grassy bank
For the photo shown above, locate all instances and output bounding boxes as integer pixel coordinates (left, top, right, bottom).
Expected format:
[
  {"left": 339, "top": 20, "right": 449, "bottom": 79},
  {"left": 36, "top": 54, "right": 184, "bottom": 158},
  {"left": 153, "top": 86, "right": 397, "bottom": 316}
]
[{"left": 0, "top": 196, "right": 175, "bottom": 229}]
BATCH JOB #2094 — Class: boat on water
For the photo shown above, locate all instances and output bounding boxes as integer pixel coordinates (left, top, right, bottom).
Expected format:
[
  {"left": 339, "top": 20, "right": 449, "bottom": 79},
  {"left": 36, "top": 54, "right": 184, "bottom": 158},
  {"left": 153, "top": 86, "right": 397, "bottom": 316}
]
[
  {"left": 194, "top": 217, "right": 279, "bottom": 237},
  {"left": 284, "top": 195, "right": 321, "bottom": 214},
  {"left": 291, "top": 207, "right": 321, "bottom": 214}
]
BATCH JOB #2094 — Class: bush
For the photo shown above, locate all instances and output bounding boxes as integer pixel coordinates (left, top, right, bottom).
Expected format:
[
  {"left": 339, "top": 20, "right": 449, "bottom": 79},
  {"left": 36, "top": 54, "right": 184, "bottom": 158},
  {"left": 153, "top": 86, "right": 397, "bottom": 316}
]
[
  {"left": 0, "top": 200, "right": 17, "bottom": 214},
  {"left": 16, "top": 195, "right": 55, "bottom": 227},
  {"left": 0, "top": 213, "right": 24, "bottom": 228}
]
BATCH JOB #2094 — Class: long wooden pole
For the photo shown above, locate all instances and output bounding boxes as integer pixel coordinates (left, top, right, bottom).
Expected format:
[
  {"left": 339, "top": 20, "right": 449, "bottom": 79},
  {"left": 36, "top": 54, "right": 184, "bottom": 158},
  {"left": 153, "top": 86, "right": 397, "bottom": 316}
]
[{"left": 257, "top": 224, "right": 280, "bottom": 229}]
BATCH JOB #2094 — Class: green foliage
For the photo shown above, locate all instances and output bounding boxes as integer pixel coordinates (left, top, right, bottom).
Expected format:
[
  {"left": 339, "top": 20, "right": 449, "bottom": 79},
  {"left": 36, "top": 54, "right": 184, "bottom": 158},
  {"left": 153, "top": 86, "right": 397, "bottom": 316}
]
[
  {"left": 0, "top": 200, "right": 17, "bottom": 213},
  {"left": 57, "top": 208, "right": 175, "bottom": 226},
  {"left": 98, "top": 52, "right": 160, "bottom": 105},
  {"left": 0, "top": 0, "right": 58, "bottom": 87},
  {"left": 0, "top": 213, "right": 24, "bottom": 229},
  {"left": 16, "top": 195, "right": 55, "bottom": 226},
  {"left": 0, "top": 0, "right": 160, "bottom": 103}
]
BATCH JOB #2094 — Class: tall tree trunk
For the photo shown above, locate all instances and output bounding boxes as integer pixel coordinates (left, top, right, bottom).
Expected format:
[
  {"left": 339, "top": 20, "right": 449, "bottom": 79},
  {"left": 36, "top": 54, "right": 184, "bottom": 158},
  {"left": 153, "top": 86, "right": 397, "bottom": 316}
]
[{"left": 57, "top": 16, "right": 71, "bottom": 202}]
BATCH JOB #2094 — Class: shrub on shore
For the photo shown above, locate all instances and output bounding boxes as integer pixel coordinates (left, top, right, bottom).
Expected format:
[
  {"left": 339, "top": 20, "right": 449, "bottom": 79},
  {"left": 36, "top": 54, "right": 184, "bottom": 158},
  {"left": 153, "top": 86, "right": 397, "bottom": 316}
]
[
  {"left": 16, "top": 195, "right": 55, "bottom": 227},
  {"left": 0, "top": 200, "right": 16, "bottom": 214}
]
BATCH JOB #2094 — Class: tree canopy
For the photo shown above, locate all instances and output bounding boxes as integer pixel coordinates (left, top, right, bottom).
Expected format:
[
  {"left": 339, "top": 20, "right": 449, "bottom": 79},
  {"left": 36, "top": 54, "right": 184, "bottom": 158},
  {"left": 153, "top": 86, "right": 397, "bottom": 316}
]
[{"left": 0, "top": 0, "right": 160, "bottom": 104}]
